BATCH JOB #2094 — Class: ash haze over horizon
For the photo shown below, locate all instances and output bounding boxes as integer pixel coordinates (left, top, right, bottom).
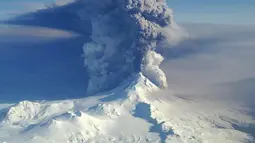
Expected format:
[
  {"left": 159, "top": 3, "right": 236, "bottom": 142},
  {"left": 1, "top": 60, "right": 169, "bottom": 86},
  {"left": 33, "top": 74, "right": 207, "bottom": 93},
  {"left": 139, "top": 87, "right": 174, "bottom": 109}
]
[{"left": 0, "top": 0, "right": 254, "bottom": 142}]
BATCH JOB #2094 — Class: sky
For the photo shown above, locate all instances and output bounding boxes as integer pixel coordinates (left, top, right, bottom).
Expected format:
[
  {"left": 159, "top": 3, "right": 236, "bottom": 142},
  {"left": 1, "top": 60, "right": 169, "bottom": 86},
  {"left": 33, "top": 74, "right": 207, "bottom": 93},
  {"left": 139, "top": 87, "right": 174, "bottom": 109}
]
[
  {"left": 0, "top": 0, "right": 254, "bottom": 24},
  {"left": 168, "top": 0, "right": 255, "bottom": 25}
]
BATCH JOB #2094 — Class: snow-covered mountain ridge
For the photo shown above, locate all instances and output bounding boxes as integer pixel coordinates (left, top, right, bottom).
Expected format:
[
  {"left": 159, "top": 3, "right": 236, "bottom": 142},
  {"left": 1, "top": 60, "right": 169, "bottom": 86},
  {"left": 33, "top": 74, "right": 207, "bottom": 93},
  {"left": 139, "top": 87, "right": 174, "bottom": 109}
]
[{"left": 0, "top": 73, "right": 253, "bottom": 143}]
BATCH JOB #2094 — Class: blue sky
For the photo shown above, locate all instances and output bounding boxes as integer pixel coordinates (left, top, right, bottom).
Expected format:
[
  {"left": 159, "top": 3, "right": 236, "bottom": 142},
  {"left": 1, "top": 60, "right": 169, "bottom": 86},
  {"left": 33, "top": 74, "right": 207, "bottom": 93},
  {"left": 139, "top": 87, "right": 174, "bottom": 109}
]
[
  {"left": 168, "top": 0, "right": 255, "bottom": 25},
  {"left": 0, "top": 0, "right": 254, "bottom": 25},
  {"left": 0, "top": 0, "right": 52, "bottom": 20}
]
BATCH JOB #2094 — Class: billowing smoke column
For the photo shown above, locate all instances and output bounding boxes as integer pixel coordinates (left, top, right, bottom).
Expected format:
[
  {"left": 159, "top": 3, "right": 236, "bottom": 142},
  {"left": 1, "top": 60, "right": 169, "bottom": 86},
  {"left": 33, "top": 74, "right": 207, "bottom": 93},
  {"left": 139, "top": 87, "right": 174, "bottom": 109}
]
[{"left": 77, "top": 0, "right": 186, "bottom": 94}]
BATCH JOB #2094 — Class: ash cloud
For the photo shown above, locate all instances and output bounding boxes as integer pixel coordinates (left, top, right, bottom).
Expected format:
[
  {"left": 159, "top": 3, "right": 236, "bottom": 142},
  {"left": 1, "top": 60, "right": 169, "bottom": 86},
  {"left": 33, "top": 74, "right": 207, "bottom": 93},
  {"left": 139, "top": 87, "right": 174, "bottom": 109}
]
[
  {"left": 4, "top": 0, "right": 187, "bottom": 95},
  {"left": 78, "top": 0, "right": 186, "bottom": 94}
]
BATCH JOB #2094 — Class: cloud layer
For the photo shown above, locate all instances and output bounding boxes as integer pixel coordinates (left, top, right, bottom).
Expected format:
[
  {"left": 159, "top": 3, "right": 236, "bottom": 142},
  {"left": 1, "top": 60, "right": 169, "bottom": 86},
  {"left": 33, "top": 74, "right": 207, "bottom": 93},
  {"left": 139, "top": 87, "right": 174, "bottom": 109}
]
[{"left": 161, "top": 23, "right": 255, "bottom": 108}]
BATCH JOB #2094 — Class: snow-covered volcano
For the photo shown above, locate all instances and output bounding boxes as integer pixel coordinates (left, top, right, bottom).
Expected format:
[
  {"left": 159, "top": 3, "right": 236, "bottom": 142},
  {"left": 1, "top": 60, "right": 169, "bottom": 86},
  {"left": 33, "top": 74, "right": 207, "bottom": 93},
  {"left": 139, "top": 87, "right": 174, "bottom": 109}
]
[
  {"left": 0, "top": 72, "right": 254, "bottom": 143},
  {"left": 0, "top": 0, "right": 255, "bottom": 143}
]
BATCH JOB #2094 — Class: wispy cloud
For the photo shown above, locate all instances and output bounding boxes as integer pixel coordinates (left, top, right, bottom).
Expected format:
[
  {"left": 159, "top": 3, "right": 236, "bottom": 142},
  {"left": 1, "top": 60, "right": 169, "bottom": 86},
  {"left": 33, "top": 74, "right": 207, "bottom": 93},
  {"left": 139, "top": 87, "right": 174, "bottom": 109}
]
[
  {"left": 55, "top": 0, "right": 75, "bottom": 6},
  {"left": 0, "top": 2, "right": 46, "bottom": 20}
]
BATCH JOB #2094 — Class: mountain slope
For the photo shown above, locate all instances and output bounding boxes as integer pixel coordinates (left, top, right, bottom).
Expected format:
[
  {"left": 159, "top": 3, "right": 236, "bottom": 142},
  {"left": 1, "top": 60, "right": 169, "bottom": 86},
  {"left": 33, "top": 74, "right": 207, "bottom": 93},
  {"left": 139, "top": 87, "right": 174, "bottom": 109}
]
[{"left": 0, "top": 73, "right": 253, "bottom": 143}]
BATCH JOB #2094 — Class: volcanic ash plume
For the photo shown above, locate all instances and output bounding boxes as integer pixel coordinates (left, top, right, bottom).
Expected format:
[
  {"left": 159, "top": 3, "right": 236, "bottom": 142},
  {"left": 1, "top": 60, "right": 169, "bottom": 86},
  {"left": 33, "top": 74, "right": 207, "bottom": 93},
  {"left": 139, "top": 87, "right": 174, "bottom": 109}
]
[{"left": 79, "top": 0, "right": 187, "bottom": 94}]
